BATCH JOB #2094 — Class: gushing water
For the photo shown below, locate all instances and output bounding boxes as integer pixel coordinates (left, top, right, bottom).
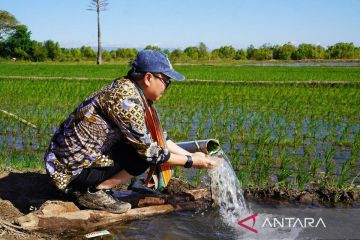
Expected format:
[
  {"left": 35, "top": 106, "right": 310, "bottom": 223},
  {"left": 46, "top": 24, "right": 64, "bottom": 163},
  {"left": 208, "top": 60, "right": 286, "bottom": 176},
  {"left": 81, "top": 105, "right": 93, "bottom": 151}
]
[
  {"left": 208, "top": 150, "right": 249, "bottom": 227},
  {"left": 208, "top": 150, "right": 301, "bottom": 239}
]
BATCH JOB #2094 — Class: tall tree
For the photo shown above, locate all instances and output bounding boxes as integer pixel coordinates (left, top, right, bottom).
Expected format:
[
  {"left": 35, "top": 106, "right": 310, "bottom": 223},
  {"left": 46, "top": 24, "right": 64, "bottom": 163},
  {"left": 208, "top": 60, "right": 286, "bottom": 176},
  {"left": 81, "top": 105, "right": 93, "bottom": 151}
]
[
  {"left": 87, "top": 0, "right": 109, "bottom": 64},
  {"left": 44, "top": 40, "right": 61, "bottom": 60},
  {"left": 5, "top": 25, "right": 32, "bottom": 59},
  {"left": 0, "top": 10, "right": 19, "bottom": 40}
]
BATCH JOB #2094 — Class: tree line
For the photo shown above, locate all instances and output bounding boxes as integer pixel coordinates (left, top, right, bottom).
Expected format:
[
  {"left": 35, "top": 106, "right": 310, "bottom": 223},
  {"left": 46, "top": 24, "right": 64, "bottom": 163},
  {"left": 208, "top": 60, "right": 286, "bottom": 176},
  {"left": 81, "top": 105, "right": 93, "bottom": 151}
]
[{"left": 1, "top": 10, "right": 360, "bottom": 63}]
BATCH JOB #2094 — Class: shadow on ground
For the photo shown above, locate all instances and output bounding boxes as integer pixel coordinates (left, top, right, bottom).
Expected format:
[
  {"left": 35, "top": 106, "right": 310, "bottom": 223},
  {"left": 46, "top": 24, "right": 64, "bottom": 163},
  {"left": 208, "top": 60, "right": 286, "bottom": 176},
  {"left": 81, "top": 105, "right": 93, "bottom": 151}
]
[{"left": 0, "top": 171, "right": 69, "bottom": 213}]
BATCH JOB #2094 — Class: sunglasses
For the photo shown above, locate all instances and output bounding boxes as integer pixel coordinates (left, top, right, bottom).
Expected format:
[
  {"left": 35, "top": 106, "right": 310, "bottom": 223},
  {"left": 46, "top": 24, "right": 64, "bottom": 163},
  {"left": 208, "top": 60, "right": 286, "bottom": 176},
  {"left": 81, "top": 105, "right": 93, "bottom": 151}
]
[{"left": 152, "top": 74, "right": 171, "bottom": 89}]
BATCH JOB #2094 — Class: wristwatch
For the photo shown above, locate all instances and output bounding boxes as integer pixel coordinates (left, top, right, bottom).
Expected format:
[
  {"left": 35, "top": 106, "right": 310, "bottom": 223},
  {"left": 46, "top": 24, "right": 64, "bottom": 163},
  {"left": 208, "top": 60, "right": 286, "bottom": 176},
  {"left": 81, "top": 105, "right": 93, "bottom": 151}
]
[{"left": 184, "top": 155, "right": 193, "bottom": 168}]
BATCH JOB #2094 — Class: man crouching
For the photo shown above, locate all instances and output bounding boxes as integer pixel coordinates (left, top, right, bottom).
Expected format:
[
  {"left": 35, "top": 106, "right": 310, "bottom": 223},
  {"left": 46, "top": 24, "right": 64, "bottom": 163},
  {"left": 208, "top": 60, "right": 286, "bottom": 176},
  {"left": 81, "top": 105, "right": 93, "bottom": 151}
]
[{"left": 44, "top": 50, "right": 218, "bottom": 213}]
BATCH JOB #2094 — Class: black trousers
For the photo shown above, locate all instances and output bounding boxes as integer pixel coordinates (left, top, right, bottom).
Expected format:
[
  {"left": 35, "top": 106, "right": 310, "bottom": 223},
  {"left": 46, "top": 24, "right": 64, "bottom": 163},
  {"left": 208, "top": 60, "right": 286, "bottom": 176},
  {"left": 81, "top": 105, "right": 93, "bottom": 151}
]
[{"left": 68, "top": 142, "right": 150, "bottom": 192}]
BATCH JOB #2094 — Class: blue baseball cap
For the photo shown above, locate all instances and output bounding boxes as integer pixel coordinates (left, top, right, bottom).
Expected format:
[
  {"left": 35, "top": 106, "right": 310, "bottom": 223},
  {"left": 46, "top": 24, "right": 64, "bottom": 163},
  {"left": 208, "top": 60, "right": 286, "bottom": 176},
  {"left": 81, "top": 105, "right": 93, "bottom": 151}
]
[{"left": 131, "top": 50, "right": 185, "bottom": 81}]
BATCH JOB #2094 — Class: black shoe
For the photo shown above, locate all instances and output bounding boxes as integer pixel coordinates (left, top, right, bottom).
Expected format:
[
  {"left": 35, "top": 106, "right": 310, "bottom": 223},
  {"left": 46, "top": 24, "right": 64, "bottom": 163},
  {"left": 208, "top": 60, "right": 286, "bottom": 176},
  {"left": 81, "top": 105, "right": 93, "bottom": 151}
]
[
  {"left": 75, "top": 187, "right": 131, "bottom": 214},
  {"left": 128, "top": 179, "right": 161, "bottom": 195}
]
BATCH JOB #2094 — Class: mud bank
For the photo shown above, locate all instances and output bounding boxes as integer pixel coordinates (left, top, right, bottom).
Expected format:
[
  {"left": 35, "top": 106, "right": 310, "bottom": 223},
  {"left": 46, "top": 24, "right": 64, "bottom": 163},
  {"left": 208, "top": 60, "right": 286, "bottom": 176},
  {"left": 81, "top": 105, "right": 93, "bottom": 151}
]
[{"left": 244, "top": 186, "right": 359, "bottom": 207}]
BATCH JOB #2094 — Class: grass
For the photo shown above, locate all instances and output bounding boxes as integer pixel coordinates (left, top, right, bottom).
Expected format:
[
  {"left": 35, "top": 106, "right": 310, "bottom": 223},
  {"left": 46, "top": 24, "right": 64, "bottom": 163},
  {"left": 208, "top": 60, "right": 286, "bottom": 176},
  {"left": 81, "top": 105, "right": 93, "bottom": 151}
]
[{"left": 0, "top": 63, "right": 359, "bottom": 191}]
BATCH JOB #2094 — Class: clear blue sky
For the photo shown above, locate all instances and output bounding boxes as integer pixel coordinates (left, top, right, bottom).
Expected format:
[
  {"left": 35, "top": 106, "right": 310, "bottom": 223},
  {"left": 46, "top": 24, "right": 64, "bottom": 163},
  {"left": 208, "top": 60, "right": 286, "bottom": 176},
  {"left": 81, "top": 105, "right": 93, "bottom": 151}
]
[{"left": 1, "top": 0, "right": 360, "bottom": 50}]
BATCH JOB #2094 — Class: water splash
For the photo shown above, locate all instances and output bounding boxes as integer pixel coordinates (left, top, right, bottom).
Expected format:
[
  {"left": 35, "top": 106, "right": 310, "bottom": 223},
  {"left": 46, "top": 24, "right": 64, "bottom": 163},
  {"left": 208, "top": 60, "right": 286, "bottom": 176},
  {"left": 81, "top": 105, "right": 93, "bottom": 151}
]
[
  {"left": 207, "top": 150, "right": 301, "bottom": 239},
  {"left": 208, "top": 150, "right": 249, "bottom": 227}
]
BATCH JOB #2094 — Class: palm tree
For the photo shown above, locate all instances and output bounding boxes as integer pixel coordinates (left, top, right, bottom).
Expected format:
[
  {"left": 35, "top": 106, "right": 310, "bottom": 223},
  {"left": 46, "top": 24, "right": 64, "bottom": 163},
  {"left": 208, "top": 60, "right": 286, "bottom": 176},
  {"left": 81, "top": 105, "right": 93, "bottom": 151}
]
[{"left": 87, "top": 0, "right": 109, "bottom": 65}]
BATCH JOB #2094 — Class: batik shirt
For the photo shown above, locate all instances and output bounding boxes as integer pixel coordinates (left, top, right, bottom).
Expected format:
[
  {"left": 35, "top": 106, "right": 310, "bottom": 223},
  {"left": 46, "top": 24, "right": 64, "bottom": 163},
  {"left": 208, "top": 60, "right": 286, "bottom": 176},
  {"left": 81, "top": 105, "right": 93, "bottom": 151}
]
[{"left": 44, "top": 78, "right": 170, "bottom": 190}]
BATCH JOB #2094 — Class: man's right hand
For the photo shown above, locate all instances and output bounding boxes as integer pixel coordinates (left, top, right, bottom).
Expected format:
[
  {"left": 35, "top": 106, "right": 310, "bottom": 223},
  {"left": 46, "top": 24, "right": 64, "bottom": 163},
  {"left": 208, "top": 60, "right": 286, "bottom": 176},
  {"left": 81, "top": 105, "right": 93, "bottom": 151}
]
[{"left": 192, "top": 154, "right": 222, "bottom": 169}]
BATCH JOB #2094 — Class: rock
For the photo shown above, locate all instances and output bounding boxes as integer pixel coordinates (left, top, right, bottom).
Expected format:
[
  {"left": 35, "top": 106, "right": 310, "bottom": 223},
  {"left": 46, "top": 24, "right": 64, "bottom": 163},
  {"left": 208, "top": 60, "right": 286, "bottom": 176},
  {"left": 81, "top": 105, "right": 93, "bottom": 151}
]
[{"left": 36, "top": 201, "right": 79, "bottom": 216}]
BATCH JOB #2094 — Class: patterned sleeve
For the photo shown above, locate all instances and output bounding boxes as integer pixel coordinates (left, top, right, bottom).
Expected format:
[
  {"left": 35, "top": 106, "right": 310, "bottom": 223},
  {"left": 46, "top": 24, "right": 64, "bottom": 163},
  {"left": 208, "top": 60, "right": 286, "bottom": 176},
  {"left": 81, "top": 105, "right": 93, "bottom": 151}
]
[{"left": 97, "top": 79, "right": 170, "bottom": 165}]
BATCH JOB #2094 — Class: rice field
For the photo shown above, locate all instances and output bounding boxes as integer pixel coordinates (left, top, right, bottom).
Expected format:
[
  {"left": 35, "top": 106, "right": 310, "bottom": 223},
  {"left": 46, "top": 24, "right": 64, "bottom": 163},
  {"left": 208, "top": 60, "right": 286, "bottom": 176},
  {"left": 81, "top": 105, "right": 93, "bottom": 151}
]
[
  {"left": 0, "top": 63, "right": 359, "bottom": 191},
  {"left": 1, "top": 63, "right": 360, "bottom": 82}
]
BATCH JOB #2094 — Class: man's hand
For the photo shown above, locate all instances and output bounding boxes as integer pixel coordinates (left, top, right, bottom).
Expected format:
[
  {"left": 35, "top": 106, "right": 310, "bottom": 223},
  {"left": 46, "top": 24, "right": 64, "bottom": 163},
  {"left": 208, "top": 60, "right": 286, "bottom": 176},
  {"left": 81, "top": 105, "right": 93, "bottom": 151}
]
[
  {"left": 192, "top": 154, "right": 222, "bottom": 169},
  {"left": 191, "top": 152, "right": 206, "bottom": 158}
]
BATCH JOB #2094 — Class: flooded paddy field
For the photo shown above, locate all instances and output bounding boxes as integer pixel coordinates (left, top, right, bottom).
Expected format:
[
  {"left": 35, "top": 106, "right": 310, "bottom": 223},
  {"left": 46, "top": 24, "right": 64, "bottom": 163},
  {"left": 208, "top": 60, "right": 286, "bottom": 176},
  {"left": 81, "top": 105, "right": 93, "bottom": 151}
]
[
  {"left": 0, "top": 68, "right": 359, "bottom": 190},
  {"left": 0, "top": 64, "right": 359, "bottom": 238}
]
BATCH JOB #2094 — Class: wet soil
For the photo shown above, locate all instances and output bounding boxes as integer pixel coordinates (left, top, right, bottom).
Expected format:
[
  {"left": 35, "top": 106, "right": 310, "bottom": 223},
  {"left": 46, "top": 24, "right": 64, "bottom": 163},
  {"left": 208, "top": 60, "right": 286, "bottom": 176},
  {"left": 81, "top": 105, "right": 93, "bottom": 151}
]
[{"left": 244, "top": 186, "right": 359, "bottom": 207}]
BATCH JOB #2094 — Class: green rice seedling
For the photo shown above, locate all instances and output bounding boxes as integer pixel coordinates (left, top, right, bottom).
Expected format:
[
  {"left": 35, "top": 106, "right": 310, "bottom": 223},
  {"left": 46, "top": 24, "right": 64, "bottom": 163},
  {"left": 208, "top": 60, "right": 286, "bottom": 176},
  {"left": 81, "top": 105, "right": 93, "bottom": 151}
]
[
  {"left": 257, "top": 129, "right": 272, "bottom": 146},
  {"left": 236, "top": 164, "right": 253, "bottom": 187},
  {"left": 276, "top": 157, "right": 292, "bottom": 187},
  {"left": 264, "top": 142, "right": 275, "bottom": 161},
  {"left": 337, "top": 159, "right": 351, "bottom": 189},
  {"left": 292, "top": 120, "right": 303, "bottom": 148},
  {"left": 304, "top": 139, "right": 317, "bottom": 164},
  {"left": 240, "top": 141, "right": 251, "bottom": 165},
  {"left": 310, "top": 157, "right": 322, "bottom": 180},
  {"left": 321, "top": 147, "right": 336, "bottom": 187},
  {"left": 295, "top": 158, "right": 312, "bottom": 190},
  {"left": 249, "top": 117, "right": 260, "bottom": 144},
  {"left": 252, "top": 143, "right": 272, "bottom": 187},
  {"left": 261, "top": 160, "right": 273, "bottom": 187}
]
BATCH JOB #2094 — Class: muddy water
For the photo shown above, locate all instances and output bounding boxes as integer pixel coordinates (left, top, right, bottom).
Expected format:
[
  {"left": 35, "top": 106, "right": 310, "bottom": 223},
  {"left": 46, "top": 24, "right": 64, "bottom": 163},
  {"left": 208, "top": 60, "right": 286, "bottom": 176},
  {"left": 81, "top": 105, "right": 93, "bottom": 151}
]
[
  {"left": 109, "top": 151, "right": 360, "bottom": 239},
  {"left": 110, "top": 203, "right": 360, "bottom": 239}
]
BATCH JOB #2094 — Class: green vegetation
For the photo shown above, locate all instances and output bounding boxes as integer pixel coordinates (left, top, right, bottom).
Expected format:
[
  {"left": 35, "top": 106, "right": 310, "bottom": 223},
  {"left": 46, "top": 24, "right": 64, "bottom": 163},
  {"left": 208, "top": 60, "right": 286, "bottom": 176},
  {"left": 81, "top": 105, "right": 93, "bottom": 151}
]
[
  {"left": 0, "top": 64, "right": 359, "bottom": 192},
  {"left": 1, "top": 63, "right": 360, "bottom": 82}
]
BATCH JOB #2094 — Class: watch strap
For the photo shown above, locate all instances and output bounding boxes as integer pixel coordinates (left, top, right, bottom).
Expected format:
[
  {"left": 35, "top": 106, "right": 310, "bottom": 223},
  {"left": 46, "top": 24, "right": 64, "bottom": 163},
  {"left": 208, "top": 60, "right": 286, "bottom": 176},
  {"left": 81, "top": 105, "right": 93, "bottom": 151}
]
[{"left": 184, "top": 155, "right": 193, "bottom": 168}]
